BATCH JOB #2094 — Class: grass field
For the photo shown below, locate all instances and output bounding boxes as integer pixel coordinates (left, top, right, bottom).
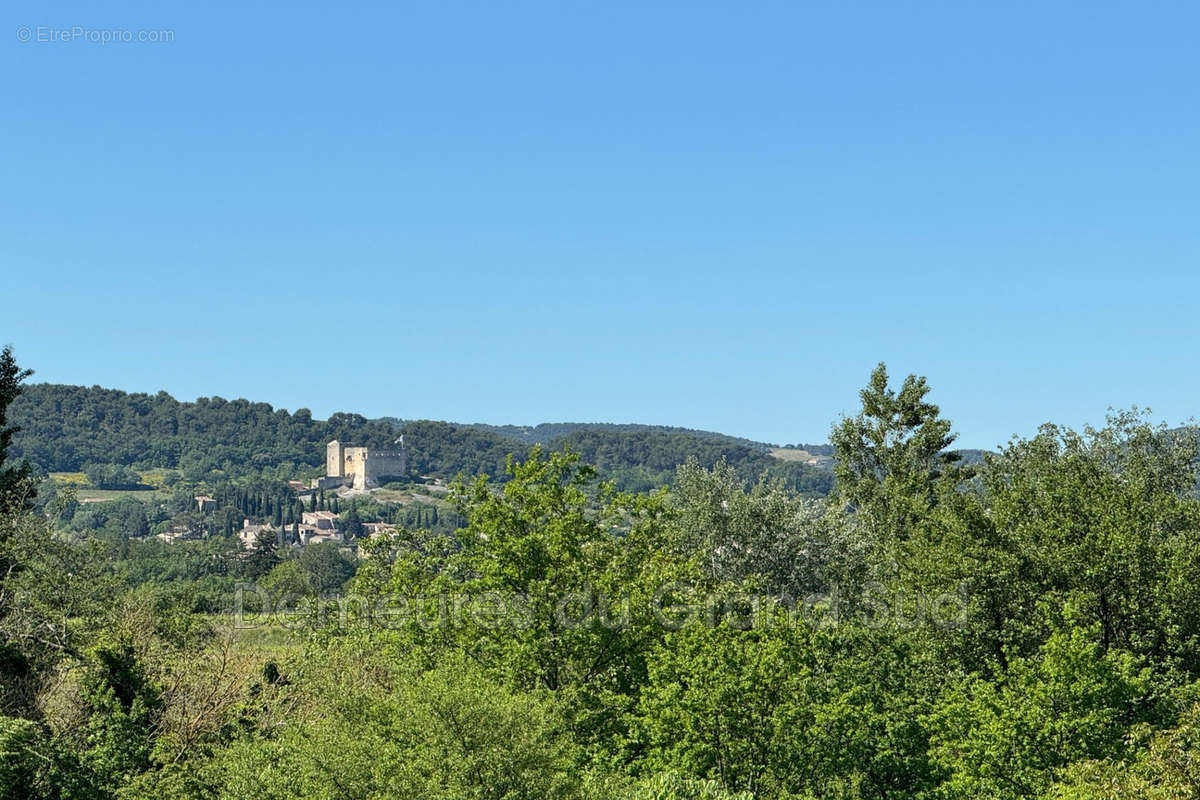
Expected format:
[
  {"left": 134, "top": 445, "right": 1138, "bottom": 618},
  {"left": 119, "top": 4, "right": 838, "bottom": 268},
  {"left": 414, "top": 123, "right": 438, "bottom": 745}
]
[
  {"left": 73, "top": 488, "right": 162, "bottom": 502},
  {"left": 769, "top": 447, "right": 829, "bottom": 464},
  {"left": 218, "top": 618, "right": 307, "bottom": 654},
  {"left": 366, "top": 485, "right": 451, "bottom": 504},
  {"left": 50, "top": 472, "right": 165, "bottom": 502}
]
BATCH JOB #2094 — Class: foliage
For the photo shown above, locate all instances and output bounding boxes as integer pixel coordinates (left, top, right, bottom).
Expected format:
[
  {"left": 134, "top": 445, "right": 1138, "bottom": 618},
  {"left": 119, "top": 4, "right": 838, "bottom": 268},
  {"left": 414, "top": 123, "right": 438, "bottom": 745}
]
[
  {"left": 84, "top": 464, "right": 147, "bottom": 490},
  {"left": 672, "top": 459, "right": 872, "bottom": 598},
  {"left": 551, "top": 429, "right": 833, "bottom": 495},
  {"left": 636, "top": 621, "right": 943, "bottom": 799},
  {"left": 204, "top": 648, "right": 579, "bottom": 800},
  {"left": 9, "top": 383, "right": 402, "bottom": 479},
  {"left": 831, "top": 362, "right": 963, "bottom": 544},
  {"left": 0, "top": 346, "right": 34, "bottom": 514},
  {"left": 471, "top": 421, "right": 776, "bottom": 451},
  {"left": 5, "top": 356, "right": 1200, "bottom": 800},
  {"left": 0, "top": 714, "right": 42, "bottom": 800},
  {"left": 1048, "top": 703, "right": 1200, "bottom": 799},
  {"left": 930, "top": 626, "right": 1159, "bottom": 800}
]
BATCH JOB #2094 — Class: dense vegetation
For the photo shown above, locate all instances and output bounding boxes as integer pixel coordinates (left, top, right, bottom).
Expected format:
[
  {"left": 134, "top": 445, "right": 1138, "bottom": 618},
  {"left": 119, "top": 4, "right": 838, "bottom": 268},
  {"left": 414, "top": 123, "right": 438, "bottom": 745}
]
[
  {"left": 549, "top": 428, "right": 833, "bottom": 495},
  {"left": 9, "top": 384, "right": 832, "bottom": 492},
  {"left": 9, "top": 383, "right": 402, "bottom": 480},
  {"left": 467, "top": 421, "right": 779, "bottom": 450},
  {"left": 7, "top": 352, "right": 1200, "bottom": 798}
]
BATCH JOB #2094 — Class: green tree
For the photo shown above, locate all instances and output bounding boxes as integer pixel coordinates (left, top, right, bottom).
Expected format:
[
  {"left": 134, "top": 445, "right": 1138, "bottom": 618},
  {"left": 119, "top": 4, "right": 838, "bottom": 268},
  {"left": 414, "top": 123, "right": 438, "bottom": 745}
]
[
  {"left": 831, "top": 363, "right": 961, "bottom": 546},
  {"left": 636, "top": 621, "right": 943, "bottom": 800},
  {"left": 0, "top": 715, "right": 41, "bottom": 799},
  {"left": 672, "top": 459, "right": 873, "bottom": 600},
  {"left": 929, "top": 626, "right": 1158, "bottom": 800},
  {"left": 297, "top": 542, "right": 356, "bottom": 595},
  {"left": 260, "top": 559, "right": 313, "bottom": 602},
  {"left": 245, "top": 530, "right": 280, "bottom": 578},
  {"left": 0, "top": 346, "right": 33, "bottom": 514},
  {"left": 1049, "top": 703, "right": 1200, "bottom": 799},
  {"left": 369, "top": 447, "right": 692, "bottom": 751},
  {"left": 341, "top": 506, "right": 364, "bottom": 539},
  {"left": 207, "top": 649, "right": 579, "bottom": 800},
  {"left": 915, "top": 412, "right": 1200, "bottom": 672}
]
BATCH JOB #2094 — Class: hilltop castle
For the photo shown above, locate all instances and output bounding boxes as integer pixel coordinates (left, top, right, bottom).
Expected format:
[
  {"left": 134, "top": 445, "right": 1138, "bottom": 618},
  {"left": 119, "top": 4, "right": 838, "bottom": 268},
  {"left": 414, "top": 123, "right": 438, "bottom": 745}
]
[{"left": 314, "top": 439, "right": 407, "bottom": 491}]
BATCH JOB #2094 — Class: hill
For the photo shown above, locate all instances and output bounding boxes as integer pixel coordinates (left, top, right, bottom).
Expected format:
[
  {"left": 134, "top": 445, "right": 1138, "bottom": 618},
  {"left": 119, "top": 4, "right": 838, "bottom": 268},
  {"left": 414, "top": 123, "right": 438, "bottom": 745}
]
[
  {"left": 544, "top": 428, "right": 832, "bottom": 495},
  {"left": 10, "top": 383, "right": 403, "bottom": 480},
  {"left": 8, "top": 384, "right": 834, "bottom": 494},
  {"left": 466, "top": 422, "right": 777, "bottom": 451}
]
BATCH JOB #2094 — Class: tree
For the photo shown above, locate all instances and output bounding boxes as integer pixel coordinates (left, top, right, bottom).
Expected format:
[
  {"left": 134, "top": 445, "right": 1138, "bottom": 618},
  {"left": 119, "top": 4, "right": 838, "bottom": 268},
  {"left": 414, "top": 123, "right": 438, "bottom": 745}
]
[
  {"left": 341, "top": 507, "right": 364, "bottom": 540},
  {"left": 260, "top": 559, "right": 313, "bottom": 602},
  {"left": 84, "top": 463, "right": 142, "bottom": 490},
  {"left": 618, "top": 773, "right": 753, "bottom": 800},
  {"left": 929, "top": 626, "right": 1158, "bottom": 800},
  {"left": 0, "top": 347, "right": 33, "bottom": 514},
  {"left": 915, "top": 412, "right": 1200, "bottom": 672},
  {"left": 1050, "top": 703, "right": 1200, "bottom": 799},
  {"left": 0, "top": 714, "right": 41, "bottom": 798},
  {"left": 672, "top": 459, "right": 872, "bottom": 600},
  {"left": 831, "top": 362, "right": 961, "bottom": 546},
  {"left": 371, "top": 447, "right": 692, "bottom": 751},
  {"left": 297, "top": 542, "right": 356, "bottom": 595},
  {"left": 246, "top": 531, "right": 279, "bottom": 578},
  {"left": 636, "top": 621, "right": 944, "bottom": 799},
  {"left": 206, "top": 649, "right": 579, "bottom": 800}
]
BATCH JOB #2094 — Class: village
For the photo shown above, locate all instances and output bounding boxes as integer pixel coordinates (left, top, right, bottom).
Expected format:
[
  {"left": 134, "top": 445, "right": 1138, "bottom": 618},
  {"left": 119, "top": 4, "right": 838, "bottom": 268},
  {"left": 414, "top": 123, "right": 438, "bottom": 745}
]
[{"left": 156, "top": 439, "right": 410, "bottom": 549}]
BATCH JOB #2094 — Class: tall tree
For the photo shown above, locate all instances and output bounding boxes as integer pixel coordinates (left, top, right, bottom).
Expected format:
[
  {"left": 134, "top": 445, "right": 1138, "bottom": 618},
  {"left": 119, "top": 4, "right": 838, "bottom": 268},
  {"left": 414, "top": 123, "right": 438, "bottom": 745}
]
[
  {"left": 830, "top": 362, "right": 960, "bottom": 545},
  {"left": 0, "top": 347, "right": 34, "bottom": 515}
]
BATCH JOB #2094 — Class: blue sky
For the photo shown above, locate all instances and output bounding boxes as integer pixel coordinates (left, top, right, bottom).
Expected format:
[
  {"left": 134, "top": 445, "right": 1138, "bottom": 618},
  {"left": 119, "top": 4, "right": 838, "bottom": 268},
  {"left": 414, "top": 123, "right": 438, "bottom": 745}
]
[{"left": 4, "top": 1, "right": 1199, "bottom": 449}]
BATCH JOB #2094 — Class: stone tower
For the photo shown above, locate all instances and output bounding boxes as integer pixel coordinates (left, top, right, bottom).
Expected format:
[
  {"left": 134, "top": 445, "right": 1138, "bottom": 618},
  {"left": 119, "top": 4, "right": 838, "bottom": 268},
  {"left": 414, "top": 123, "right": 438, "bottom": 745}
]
[{"left": 326, "top": 440, "right": 346, "bottom": 478}]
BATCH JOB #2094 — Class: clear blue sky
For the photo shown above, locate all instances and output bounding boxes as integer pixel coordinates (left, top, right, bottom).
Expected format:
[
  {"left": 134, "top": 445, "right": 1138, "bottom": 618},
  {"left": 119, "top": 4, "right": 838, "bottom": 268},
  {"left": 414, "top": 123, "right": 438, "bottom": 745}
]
[{"left": 5, "top": 1, "right": 1199, "bottom": 449}]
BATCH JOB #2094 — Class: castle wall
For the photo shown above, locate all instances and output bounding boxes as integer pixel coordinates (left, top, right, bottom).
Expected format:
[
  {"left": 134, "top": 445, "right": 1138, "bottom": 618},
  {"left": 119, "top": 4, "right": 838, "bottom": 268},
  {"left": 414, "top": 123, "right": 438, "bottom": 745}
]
[
  {"left": 360, "top": 449, "right": 406, "bottom": 489},
  {"left": 313, "top": 476, "right": 351, "bottom": 490},
  {"left": 326, "top": 441, "right": 346, "bottom": 477},
  {"left": 324, "top": 442, "right": 407, "bottom": 490}
]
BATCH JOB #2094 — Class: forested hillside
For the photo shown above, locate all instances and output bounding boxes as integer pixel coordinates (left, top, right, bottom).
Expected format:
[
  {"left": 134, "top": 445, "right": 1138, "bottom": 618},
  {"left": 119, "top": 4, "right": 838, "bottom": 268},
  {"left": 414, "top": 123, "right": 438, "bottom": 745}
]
[
  {"left": 9, "top": 384, "right": 833, "bottom": 492},
  {"left": 10, "top": 384, "right": 400, "bottom": 478},
  {"left": 468, "top": 421, "right": 777, "bottom": 450},
  {"left": 547, "top": 428, "right": 834, "bottom": 495}
]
